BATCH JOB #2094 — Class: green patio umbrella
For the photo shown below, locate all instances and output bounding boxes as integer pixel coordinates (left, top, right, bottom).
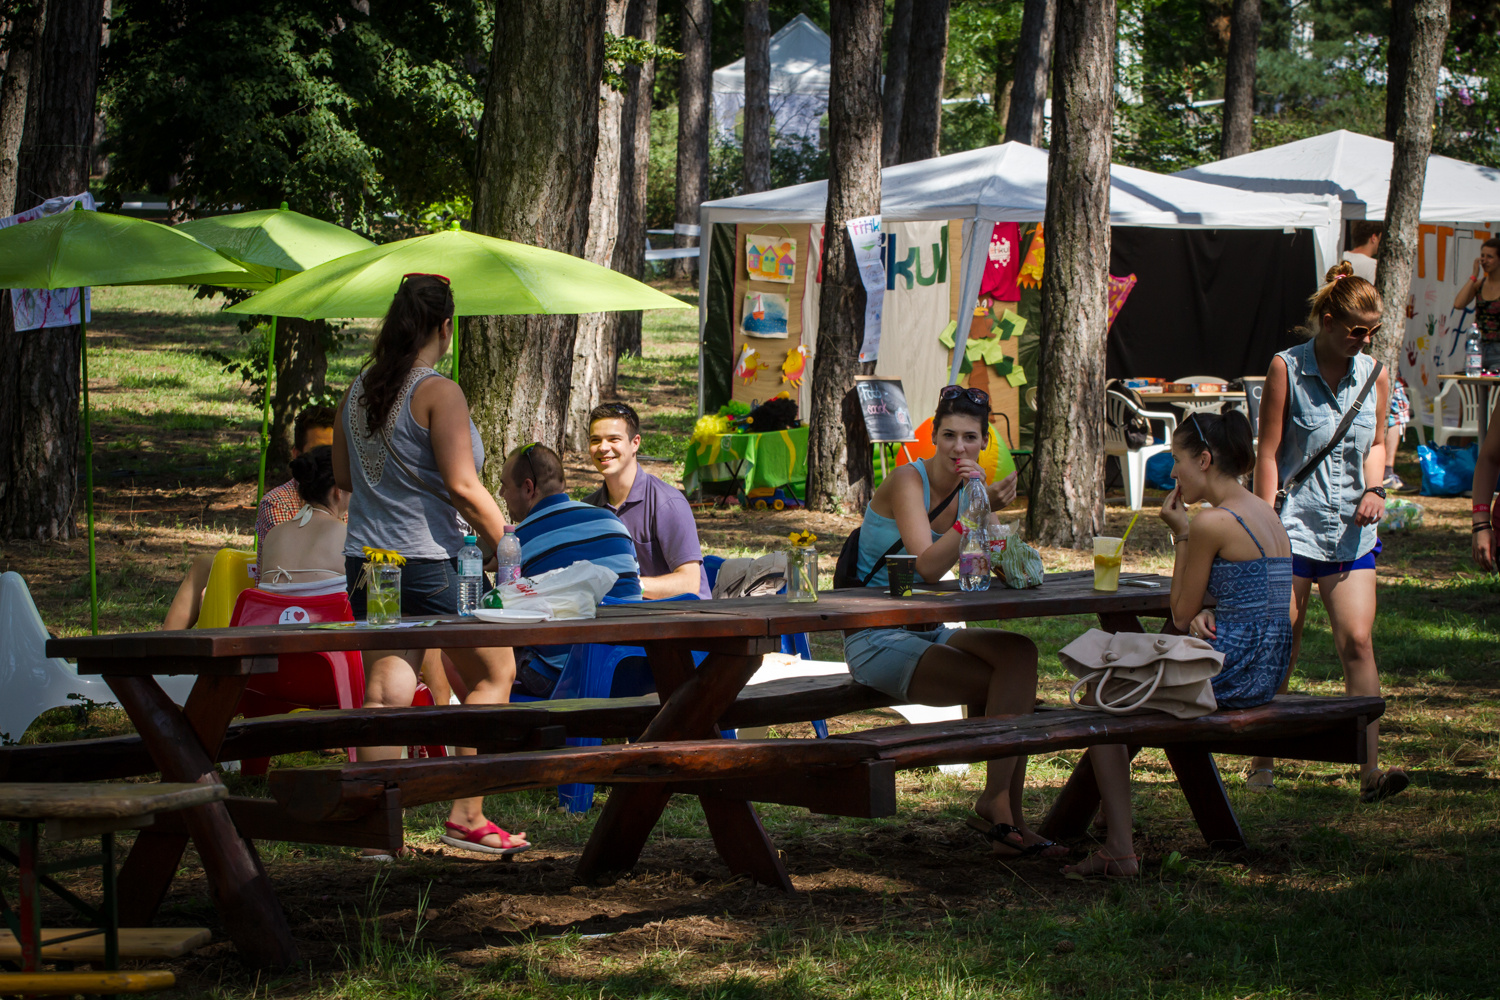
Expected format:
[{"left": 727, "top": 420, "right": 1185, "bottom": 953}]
[
  {"left": 225, "top": 228, "right": 692, "bottom": 378},
  {"left": 0, "top": 207, "right": 253, "bottom": 633},
  {"left": 177, "top": 206, "right": 375, "bottom": 499}
]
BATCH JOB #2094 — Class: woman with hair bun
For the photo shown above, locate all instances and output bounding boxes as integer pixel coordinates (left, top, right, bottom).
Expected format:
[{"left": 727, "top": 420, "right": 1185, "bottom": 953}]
[
  {"left": 1061, "top": 405, "right": 1293, "bottom": 879},
  {"left": 257, "top": 445, "right": 349, "bottom": 596},
  {"left": 1249, "top": 260, "right": 1404, "bottom": 803}
]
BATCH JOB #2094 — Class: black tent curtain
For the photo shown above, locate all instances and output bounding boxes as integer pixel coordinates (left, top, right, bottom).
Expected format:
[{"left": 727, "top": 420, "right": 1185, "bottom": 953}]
[{"left": 1107, "top": 226, "right": 1317, "bottom": 382}]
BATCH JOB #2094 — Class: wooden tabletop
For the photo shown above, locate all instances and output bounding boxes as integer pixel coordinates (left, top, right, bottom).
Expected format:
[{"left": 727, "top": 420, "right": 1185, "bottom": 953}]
[
  {"left": 49, "top": 571, "right": 1172, "bottom": 664},
  {"left": 1437, "top": 374, "right": 1500, "bottom": 382},
  {"left": 1142, "top": 391, "right": 1247, "bottom": 401},
  {"left": 0, "top": 782, "right": 227, "bottom": 821}
]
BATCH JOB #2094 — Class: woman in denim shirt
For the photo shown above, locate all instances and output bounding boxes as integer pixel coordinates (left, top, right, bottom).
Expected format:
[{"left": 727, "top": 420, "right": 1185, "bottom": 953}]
[{"left": 1251, "top": 261, "right": 1406, "bottom": 803}]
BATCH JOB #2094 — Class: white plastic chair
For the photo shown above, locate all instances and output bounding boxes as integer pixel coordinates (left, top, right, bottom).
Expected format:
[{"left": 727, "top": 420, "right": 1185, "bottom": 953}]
[
  {"left": 1104, "top": 391, "right": 1178, "bottom": 510},
  {"left": 1171, "top": 375, "right": 1233, "bottom": 418},
  {"left": 1431, "top": 379, "right": 1481, "bottom": 447}
]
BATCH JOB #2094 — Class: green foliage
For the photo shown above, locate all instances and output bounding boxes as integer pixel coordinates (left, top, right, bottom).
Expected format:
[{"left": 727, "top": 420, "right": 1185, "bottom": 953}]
[
  {"left": 100, "top": 0, "right": 490, "bottom": 234},
  {"left": 604, "top": 31, "right": 681, "bottom": 94}
]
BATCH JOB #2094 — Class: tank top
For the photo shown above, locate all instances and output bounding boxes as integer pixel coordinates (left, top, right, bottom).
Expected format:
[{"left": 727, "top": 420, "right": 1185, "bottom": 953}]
[
  {"left": 1475, "top": 282, "right": 1500, "bottom": 343},
  {"left": 854, "top": 460, "right": 944, "bottom": 588},
  {"left": 343, "top": 367, "right": 485, "bottom": 560}
]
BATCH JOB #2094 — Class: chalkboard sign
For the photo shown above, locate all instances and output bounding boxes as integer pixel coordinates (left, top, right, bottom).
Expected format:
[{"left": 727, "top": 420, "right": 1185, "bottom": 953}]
[
  {"left": 854, "top": 376, "right": 917, "bottom": 443},
  {"left": 1240, "top": 377, "right": 1267, "bottom": 436}
]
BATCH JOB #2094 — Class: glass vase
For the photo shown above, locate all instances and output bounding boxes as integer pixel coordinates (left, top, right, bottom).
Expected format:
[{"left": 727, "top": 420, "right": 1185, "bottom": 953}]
[
  {"left": 785, "top": 546, "right": 818, "bottom": 603},
  {"left": 366, "top": 564, "right": 402, "bottom": 625}
]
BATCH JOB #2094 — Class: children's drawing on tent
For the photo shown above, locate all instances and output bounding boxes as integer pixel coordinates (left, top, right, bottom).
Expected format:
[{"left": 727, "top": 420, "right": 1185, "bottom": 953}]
[
  {"left": 746, "top": 235, "right": 796, "bottom": 283},
  {"left": 741, "top": 290, "right": 790, "bottom": 338},
  {"left": 735, "top": 344, "right": 773, "bottom": 384},
  {"left": 780, "top": 344, "right": 808, "bottom": 387},
  {"left": 12, "top": 286, "right": 88, "bottom": 332},
  {"left": 1017, "top": 225, "right": 1045, "bottom": 288}
]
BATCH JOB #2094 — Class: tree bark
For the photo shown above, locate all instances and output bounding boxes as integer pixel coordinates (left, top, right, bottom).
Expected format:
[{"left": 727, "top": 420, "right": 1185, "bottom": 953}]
[
  {"left": 1375, "top": 0, "right": 1449, "bottom": 379},
  {"left": 880, "top": 0, "right": 912, "bottom": 167},
  {"left": 567, "top": 0, "right": 630, "bottom": 452},
  {"left": 806, "top": 0, "right": 882, "bottom": 514},
  {"left": 0, "top": 0, "right": 103, "bottom": 541},
  {"left": 611, "top": 0, "right": 658, "bottom": 380},
  {"left": 1004, "top": 0, "right": 1055, "bottom": 146},
  {"left": 672, "top": 0, "right": 711, "bottom": 279},
  {"left": 1385, "top": 0, "right": 1414, "bottom": 141},
  {"left": 464, "top": 0, "right": 605, "bottom": 482},
  {"left": 0, "top": 0, "right": 46, "bottom": 216},
  {"left": 1028, "top": 0, "right": 1114, "bottom": 549},
  {"left": 266, "top": 318, "right": 329, "bottom": 474},
  {"left": 897, "top": 0, "right": 949, "bottom": 164},
  {"left": 742, "top": 0, "right": 771, "bottom": 194},
  {"left": 1219, "top": 0, "right": 1259, "bottom": 159}
]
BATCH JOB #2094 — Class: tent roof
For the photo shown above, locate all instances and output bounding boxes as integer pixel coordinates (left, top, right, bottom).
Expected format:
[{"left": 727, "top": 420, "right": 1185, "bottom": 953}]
[
  {"left": 711, "top": 14, "right": 830, "bottom": 97},
  {"left": 701, "top": 142, "right": 1331, "bottom": 229},
  {"left": 1174, "top": 129, "right": 1500, "bottom": 222}
]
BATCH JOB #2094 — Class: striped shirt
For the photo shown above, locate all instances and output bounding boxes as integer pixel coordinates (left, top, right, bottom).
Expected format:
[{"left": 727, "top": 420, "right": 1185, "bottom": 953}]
[{"left": 516, "top": 493, "right": 642, "bottom": 680}]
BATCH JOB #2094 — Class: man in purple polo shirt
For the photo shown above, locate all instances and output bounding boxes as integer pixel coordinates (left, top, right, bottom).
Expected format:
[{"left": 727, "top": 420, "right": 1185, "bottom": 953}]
[{"left": 583, "top": 402, "right": 711, "bottom": 600}]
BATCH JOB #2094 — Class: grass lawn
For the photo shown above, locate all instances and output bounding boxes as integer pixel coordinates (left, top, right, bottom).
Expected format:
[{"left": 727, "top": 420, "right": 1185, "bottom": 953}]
[{"left": 2, "top": 284, "right": 1497, "bottom": 999}]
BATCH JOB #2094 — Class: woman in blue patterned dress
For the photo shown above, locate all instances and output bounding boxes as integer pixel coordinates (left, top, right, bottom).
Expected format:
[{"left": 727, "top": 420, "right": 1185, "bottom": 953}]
[{"left": 1063, "top": 405, "right": 1292, "bottom": 878}]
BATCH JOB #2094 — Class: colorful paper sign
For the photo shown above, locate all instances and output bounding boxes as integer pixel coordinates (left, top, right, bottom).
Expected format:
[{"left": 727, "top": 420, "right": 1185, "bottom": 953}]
[
  {"left": 746, "top": 235, "right": 796, "bottom": 283},
  {"left": 847, "top": 215, "right": 885, "bottom": 363},
  {"left": 741, "top": 290, "right": 790, "bottom": 338}
]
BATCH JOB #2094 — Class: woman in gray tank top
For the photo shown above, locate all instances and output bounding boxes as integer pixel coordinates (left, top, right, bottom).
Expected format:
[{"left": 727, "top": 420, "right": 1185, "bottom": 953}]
[{"left": 333, "top": 274, "right": 530, "bottom": 858}]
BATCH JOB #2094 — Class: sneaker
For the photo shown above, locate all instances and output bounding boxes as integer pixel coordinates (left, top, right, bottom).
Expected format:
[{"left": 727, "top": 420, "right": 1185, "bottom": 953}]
[{"left": 1383, "top": 473, "right": 1405, "bottom": 491}]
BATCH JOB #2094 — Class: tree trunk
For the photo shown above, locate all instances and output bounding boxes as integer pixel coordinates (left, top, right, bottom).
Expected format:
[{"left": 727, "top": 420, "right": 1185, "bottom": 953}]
[
  {"left": 1028, "top": 0, "right": 1114, "bottom": 549},
  {"left": 464, "top": 0, "right": 605, "bottom": 483},
  {"left": 611, "top": 0, "right": 658, "bottom": 381},
  {"left": 897, "top": 0, "right": 949, "bottom": 164},
  {"left": 1219, "top": 0, "right": 1259, "bottom": 159},
  {"left": 1375, "top": 0, "right": 1449, "bottom": 380},
  {"left": 672, "top": 0, "right": 711, "bottom": 279},
  {"left": 880, "top": 0, "right": 912, "bottom": 167},
  {"left": 0, "top": 1, "right": 46, "bottom": 216},
  {"left": 742, "top": 0, "right": 771, "bottom": 194},
  {"left": 567, "top": 0, "right": 630, "bottom": 453},
  {"left": 806, "top": 0, "right": 882, "bottom": 514},
  {"left": 1004, "top": 0, "right": 1054, "bottom": 145},
  {"left": 265, "top": 318, "right": 329, "bottom": 475},
  {"left": 1385, "top": 0, "right": 1414, "bottom": 141},
  {"left": 0, "top": 0, "right": 103, "bottom": 541}
]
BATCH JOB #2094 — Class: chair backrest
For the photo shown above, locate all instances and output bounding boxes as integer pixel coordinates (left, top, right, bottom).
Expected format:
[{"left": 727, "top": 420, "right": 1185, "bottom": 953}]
[
  {"left": 1457, "top": 380, "right": 1482, "bottom": 427},
  {"left": 1023, "top": 386, "right": 1037, "bottom": 411},
  {"left": 703, "top": 555, "right": 725, "bottom": 590},
  {"left": 195, "top": 549, "right": 259, "bottom": 630},
  {"left": 1104, "top": 392, "right": 1132, "bottom": 450},
  {"left": 230, "top": 588, "right": 355, "bottom": 628},
  {"left": 1240, "top": 376, "right": 1267, "bottom": 437}
]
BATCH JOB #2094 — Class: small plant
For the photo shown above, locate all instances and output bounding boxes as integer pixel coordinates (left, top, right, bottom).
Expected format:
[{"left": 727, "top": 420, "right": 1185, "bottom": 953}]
[{"left": 336, "top": 869, "right": 434, "bottom": 974}]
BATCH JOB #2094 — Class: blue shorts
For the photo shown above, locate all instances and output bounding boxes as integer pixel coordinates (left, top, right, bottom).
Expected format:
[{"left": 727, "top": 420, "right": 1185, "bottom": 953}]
[
  {"left": 843, "top": 626, "right": 959, "bottom": 700},
  {"left": 1291, "top": 539, "right": 1381, "bottom": 580}
]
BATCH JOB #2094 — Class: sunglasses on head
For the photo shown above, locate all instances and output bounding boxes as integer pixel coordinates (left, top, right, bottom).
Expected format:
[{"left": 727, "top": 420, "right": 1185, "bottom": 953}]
[
  {"left": 939, "top": 385, "right": 990, "bottom": 407},
  {"left": 402, "top": 272, "right": 450, "bottom": 286},
  {"left": 519, "top": 442, "right": 539, "bottom": 487}
]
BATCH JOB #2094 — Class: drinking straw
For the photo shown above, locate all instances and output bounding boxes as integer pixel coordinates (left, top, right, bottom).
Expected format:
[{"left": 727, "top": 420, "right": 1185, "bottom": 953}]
[{"left": 1115, "top": 509, "right": 1142, "bottom": 556}]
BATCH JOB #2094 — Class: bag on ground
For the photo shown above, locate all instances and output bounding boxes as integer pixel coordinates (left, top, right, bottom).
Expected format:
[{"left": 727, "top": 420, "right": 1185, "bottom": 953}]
[
  {"left": 1417, "top": 443, "right": 1476, "bottom": 497},
  {"left": 1059, "top": 629, "right": 1222, "bottom": 719},
  {"left": 494, "top": 562, "right": 619, "bottom": 620}
]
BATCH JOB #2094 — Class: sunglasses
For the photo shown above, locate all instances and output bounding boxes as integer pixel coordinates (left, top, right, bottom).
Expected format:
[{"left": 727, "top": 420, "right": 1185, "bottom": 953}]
[
  {"left": 939, "top": 384, "right": 990, "bottom": 407},
  {"left": 1344, "top": 320, "right": 1381, "bottom": 339},
  {"left": 596, "top": 402, "right": 634, "bottom": 416},
  {"left": 402, "top": 272, "right": 450, "bottom": 285},
  {"left": 519, "top": 442, "right": 539, "bottom": 487}
]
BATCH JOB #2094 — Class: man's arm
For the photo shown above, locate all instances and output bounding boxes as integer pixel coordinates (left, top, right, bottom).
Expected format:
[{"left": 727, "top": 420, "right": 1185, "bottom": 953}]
[{"left": 641, "top": 562, "right": 703, "bottom": 600}]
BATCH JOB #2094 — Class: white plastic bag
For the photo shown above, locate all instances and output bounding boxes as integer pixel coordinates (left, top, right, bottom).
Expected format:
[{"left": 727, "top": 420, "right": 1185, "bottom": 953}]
[{"left": 494, "top": 562, "right": 619, "bottom": 620}]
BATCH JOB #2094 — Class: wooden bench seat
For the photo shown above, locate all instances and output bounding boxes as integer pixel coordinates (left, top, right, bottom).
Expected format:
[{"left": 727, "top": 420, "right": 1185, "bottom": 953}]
[{"left": 0, "top": 927, "right": 209, "bottom": 961}]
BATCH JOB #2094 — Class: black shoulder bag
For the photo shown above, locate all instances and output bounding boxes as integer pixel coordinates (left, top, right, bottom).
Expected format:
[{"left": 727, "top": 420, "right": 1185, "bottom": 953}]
[
  {"left": 1274, "top": 360, "right": 1383, "bottom": 515},
  {"left": 833, "top": 479, "right": 963, "bottom": 589}
]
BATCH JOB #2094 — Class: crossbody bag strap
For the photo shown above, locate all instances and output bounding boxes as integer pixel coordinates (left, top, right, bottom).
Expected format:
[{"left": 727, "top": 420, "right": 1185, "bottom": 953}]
[
  {"left": 858, "top": 480, "right": 966, "bottom": 587},
  {"left": 1278, "top": 360, "right": 1383, "bottom": 509},
  {"left": 379, "top": 422, "right": 463, "bottom": 514}
]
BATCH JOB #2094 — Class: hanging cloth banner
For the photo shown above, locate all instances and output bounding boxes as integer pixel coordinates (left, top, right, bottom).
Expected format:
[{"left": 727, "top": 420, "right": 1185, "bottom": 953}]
[
  {"left": 847, "top": 215, "right": 885, "bottom": 363},
  {"left": 0, "top": 192, "right": 95, "bottom": 331}
]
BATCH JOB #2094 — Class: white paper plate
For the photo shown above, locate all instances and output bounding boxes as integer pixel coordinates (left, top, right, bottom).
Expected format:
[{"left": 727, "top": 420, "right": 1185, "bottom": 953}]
[{"left": 470, "top": 608, "right": 551, "bottom": 624}]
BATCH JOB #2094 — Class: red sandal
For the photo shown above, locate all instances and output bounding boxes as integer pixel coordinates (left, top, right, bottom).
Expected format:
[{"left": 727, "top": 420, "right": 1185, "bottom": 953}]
[{"left": 440, "top": 820, "right": 530, "bottom": 856}]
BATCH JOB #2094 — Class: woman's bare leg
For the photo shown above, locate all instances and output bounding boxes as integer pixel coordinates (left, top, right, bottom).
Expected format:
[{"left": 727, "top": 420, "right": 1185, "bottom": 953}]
[
  {"left": 355, "top": 649, "right": 421, "bottom": 856},
  {"left": 1061, "top": 745, "right": 1140, "bottom": 876},
  {"left": 420, "top": 648, "right": 454, "bottom": 706},
  {"left": 1318, "top": 568, "right": 1394, "bottom": 786},
  {"left": 163, "top": 553, "right": 216, "bottom": 630},
  {"left": 442, "top": 645, "right": 526, "bottom": 848}
]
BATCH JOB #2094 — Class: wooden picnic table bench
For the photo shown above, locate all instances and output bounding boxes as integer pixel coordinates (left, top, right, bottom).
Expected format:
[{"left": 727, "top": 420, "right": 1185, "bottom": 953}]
[{"left": 29, "top": 572, "right": 1381, "bottom": 968}]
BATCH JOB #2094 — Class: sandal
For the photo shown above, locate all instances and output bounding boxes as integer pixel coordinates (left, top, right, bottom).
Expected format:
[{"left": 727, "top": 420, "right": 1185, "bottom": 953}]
[
  {"left": 965, "top": 816, "right": 1067, "bottom": 858},
  {"left": 440, "top": 820, "right": 531, "bottom": 856},
  {"left": 1245, "top": 767, "right": 1275, "bottom": 792},
  {"left": 1062, "top": 852, "right": 1140, "bottom": 880},
  {"left": 1359, "top": 768, "right": 1410, "bottom": 803}
]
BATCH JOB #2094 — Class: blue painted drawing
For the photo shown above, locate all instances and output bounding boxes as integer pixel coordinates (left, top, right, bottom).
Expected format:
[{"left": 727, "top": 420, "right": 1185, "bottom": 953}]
[{"left": 742, "top": 291, "right": 790, "bottom": 339}]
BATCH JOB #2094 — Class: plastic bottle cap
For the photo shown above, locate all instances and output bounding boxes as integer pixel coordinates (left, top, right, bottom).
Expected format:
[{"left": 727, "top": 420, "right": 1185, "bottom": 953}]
[
  {"left": 464, "top": 535, "right": 477, "bottom": 544},
  {"left": 503, "top": 525, "right": 517, "bottom": 534}
]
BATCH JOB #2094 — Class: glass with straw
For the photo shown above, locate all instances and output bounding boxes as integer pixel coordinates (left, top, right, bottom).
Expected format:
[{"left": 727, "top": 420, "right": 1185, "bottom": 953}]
[{"left": 1093, "top": 510, "right": 1141, "bottom": 592}]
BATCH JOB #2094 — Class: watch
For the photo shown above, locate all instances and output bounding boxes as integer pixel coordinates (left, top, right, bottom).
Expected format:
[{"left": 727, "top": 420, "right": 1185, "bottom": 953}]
[{"left": 1364, "top": 486, "right": 1388, "bottom": 500}]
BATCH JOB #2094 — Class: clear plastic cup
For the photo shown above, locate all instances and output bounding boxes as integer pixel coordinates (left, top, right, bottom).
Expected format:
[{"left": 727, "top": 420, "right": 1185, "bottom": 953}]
[{"left": 1093, "top": 536, "right": 1123, "bottom": 592}]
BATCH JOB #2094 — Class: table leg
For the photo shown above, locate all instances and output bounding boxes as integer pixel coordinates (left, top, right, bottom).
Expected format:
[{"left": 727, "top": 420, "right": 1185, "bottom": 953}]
[
  {"left": 1164, "top": 746, "right": 1246, "bottom": 850},
  {"left": 107, "top": 674, "right": 299, "bottom": 968}
]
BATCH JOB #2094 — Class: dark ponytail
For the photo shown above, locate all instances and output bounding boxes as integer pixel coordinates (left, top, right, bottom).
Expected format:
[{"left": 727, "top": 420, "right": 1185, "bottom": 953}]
[
  {"left": 289, "top": 445, "right": 337, "bottom": 506},
  {"left": 358, "top": 275, "right": 455, "bottom": 436},
  {"left": 1172, "top": 403, "right": 1256, "bottom": 477}
]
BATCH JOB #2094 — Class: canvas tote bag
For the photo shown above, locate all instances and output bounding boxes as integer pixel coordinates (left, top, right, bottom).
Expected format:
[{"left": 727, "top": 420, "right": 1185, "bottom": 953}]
[{"left": 1059, "top": 629, "right": 1223, "bottom": 720}]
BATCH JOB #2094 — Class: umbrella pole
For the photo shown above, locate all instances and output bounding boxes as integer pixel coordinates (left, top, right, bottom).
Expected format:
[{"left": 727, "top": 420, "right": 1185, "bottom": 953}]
[
  {"left": 452, "top": 320, "right": 460, "bottom": 381},
  {"left": 80, "top": 317, "right": 97, "bottom": 635},
  {"left": 256, "top": 268, "right": 281, "bottom": 507}
]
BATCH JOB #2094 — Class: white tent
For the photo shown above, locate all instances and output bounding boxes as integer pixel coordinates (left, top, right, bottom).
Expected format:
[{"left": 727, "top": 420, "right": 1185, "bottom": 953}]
[
  {"left": 699, "top": 141, "right": 1336, "bottom": 390},
  {"left": 711, "top": 14, "right": 830, "bottom": 145}
]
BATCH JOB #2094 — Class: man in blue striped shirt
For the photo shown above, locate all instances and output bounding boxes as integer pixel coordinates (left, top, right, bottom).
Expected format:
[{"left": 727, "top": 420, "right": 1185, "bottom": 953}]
[{"left": 498, "top": 442, "right": 642, "bottom": 697}]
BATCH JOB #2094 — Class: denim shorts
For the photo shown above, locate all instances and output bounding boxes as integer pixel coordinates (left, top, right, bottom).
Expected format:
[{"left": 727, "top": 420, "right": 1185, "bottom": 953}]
[
  {"left": 843, "top": 626, "right": 959, "bottom": 700},
  {"left": 1291, "top": 538, "right": 1381, "bottom": 580},
  {"left": 344, "top": 555, "right": 473, "bottom": 618}
]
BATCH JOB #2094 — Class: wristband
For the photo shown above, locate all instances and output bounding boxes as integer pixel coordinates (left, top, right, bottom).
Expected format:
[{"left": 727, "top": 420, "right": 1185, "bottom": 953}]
[
  {"left": 1475, "top": 503, "right": 1492, "bottom": 513},
  {"left": 953, "top": 521, "right": 968, "bottom": 536},
  {"left": 1475, "top": 523, "right": 1493, "bottom": 533},
  {"left": 1172, "top": 533, "right": 1189, "bottom": 545}
]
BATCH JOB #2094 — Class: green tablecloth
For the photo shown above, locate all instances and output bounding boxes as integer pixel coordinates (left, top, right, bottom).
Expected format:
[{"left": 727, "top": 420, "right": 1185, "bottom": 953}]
[{"left": 683, "top": 426, "right": 808, "bottom": 493}]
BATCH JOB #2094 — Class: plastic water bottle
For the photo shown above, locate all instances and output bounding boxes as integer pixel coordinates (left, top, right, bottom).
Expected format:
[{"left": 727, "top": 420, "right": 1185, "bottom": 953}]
[
  {"left": 1466, "top": 331, "right": 1483, "bottom": 377},
  {"left": 494, "top": 525, "right": 524, "bottom": 588},
  {"left": 456, "top": 535, "right": 484, "bottom": 616},
  {"left": 958, "top": 474, "right": 992, "bottom": 592}
]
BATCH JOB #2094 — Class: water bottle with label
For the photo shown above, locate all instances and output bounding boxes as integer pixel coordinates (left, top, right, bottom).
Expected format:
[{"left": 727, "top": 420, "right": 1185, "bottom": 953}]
[
  {"left": 1466, "top": 330, "right": 1483, "bottom": 377},
  {"left": 456, "top": 535, "right": 484, "bottom": 616},
  {"left": 494, "top": 525, "right": 524, "bottom": 588},
  {"left": 958, "top": 474, "right": 992, "bottom": 592}
]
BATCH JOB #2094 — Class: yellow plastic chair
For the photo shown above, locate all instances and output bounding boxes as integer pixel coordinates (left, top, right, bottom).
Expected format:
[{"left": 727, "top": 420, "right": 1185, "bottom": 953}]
[{"left": 193, "top": 549, "right": 258, "bottom": 630}]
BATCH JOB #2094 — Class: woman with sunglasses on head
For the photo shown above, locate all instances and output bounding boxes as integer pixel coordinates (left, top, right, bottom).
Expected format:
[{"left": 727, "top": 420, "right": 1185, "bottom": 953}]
[
  {"left": 843, "top": 385, "right": 1059, "bottom": 859},
  {"left": 332, "top": 273, "right": 530, "bottom": 859},
  {"left": 1250, "top": 260, "right": 1405, "bottom": 802}
]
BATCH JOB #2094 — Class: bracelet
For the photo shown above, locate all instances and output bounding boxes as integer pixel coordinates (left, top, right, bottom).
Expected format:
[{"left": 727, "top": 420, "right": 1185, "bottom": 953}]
[
  {"left": 1474, "top": 523, "right": 1493, "bottom": 533},
  {"left": 1172, "top": 532, "right": 1189, "bottom": 545},
  {"left": 953, "top": 521, "right": 968, "bottom": 536},
  {"left": 1475, "top": 503, "right": 1492, "bottom": 513}
]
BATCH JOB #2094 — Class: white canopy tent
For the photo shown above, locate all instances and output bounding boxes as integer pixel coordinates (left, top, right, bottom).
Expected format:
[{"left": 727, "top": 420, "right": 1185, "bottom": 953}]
[
  {"left": 699, "top": 141, "right": 1337, "bottom": 388},
  {"left": 711, "top": 14, "right": 830, "bottom": 145}
]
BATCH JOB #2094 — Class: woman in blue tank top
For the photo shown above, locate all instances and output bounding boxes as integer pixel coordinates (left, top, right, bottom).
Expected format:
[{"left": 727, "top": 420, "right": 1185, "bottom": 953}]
[
  {"left": 1065, "top": 406, "right": 1293, "bottom": 879},
  {"left": 845, "top": 387, "right": 1061, "bottom": 859}
]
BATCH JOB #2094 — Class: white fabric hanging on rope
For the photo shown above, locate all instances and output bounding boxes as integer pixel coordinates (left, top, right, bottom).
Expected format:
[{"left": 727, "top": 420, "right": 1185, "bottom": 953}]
[{"left": 0, "top": 191, "right": 95, "bottom": 331}]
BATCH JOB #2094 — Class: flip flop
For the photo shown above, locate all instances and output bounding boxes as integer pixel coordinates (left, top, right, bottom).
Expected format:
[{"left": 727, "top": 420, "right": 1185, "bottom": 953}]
[
  {"left": 1245, "top": 767, "right": 1275, "bottom": 792},
  {"left": 440, "top": 820, "right": 531, "bottom": 856}
]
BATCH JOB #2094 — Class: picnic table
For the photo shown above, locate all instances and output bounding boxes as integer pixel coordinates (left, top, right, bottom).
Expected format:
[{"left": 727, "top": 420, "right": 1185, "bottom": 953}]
[{"left": 25, "top": 573, "right": 1382, "bottom": 968}]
